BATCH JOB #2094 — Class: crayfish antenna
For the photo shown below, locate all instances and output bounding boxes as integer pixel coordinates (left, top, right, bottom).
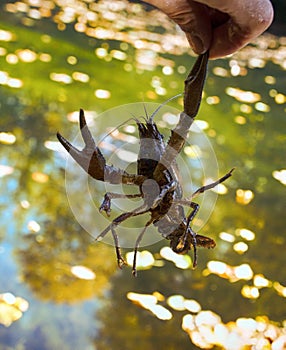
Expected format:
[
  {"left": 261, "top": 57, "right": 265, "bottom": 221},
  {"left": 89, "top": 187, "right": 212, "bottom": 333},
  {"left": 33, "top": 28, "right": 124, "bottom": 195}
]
[
  {"left": 142, "top": 101, "right": 149, "bottom": 123},
  {"left": 149, "top": 93, "right": 181, "bottom": 123}
]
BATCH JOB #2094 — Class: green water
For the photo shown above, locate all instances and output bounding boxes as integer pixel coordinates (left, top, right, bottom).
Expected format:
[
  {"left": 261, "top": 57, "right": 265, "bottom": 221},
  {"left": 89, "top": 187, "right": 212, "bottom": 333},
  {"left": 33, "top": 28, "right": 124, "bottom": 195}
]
[{"left": 0, "top": 1, "right": 285, "bottom": 349}]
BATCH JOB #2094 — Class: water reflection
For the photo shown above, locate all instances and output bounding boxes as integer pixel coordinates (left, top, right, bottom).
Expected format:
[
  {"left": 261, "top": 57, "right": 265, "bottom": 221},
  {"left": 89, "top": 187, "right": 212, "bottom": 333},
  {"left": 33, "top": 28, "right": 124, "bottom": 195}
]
[
  {"left": 0, "top": 0, "right": 286, "bottom": 349},
  {"left": 17, "top": 219, "right": 116, "bottom": 303},
  {"left": 0, "top": 292, "right": 29, "bottom": 327}
]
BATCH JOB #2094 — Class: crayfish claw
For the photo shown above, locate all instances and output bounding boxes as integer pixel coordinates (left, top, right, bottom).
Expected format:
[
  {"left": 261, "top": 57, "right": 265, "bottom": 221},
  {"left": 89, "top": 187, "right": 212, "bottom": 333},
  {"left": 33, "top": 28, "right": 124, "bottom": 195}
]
[
  {"left": 57, "top": 132, "right": 82, "bottom": 159},
  {"left": 99, "top": 203, "right": 111, "bottom": 216},
  {"left": 115, "top": 247, "right": 127, "bottom": 269},
  {"left": 192, "top": 259, "right": 198, "bottom": 269},
  {"left": 118, "top": 256, "right": 127, "bottom": 269},
  {"left": 184, "top": 51, "right": 209, "bottom": 118},
  {"left": 99, "top": 193, "right": 112, "bottom": 216},
  {"left": 79, "top": 109, "right": 96, "bottom": 149}
]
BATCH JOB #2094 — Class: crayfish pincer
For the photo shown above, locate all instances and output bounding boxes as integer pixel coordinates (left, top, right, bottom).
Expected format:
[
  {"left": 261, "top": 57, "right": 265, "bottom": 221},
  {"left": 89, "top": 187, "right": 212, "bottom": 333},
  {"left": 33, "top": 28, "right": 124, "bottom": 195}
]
[{"left": 57, "top": 52, "right": 234, "bottom": 276}]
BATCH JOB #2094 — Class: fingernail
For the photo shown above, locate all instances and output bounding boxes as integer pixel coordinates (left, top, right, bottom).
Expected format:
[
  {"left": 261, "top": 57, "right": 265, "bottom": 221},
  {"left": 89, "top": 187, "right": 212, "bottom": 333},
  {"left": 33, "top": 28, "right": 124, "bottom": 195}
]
[{"left": 187, "top": 34, "right": 206, "bottom": 54}]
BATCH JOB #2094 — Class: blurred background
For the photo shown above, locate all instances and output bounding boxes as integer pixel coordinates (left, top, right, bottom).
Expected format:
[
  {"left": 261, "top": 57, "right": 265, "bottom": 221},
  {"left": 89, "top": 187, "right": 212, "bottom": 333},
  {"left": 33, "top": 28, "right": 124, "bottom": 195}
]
[{"left": 0, "top": 1, "right": 285, "bottom": 349}]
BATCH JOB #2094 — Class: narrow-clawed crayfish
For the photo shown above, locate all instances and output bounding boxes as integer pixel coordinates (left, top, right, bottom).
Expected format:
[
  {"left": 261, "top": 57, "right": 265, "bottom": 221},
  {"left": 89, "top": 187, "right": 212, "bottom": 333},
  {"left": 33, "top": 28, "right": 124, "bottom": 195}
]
[{"left": 57, "top": 52, "right": 234, "bottom": 276}]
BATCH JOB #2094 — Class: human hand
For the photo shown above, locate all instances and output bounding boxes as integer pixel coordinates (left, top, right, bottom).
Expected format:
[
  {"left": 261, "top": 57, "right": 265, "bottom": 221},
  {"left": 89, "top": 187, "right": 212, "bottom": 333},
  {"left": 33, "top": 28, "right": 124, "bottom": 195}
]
[{"left": 144, "top": 0, "right": 273, "bottom": 59}]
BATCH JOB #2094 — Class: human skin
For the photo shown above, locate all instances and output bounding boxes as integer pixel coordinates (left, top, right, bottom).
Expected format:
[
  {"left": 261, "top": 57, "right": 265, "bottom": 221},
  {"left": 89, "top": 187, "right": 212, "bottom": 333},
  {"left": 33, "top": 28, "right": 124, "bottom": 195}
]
[{"left": 143, "top": 0, "right": 274, "bottom": 58}]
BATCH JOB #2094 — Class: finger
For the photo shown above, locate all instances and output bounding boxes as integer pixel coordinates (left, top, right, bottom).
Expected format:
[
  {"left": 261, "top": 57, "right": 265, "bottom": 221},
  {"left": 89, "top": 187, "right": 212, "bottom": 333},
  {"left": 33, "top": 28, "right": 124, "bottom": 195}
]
[
  {"left": 193, "top": 0, "right": 274, "bottom": 58},
  {"left": 144, "top": 0, "right": 212, "bottom": 54}
]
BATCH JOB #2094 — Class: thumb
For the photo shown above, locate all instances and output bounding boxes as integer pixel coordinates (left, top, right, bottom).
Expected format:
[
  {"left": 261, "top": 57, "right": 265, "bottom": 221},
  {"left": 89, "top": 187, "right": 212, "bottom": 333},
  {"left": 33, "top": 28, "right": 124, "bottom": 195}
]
[
  {"left": 194, "top": 0, "right": 274, "bottom": 58},
  {"left": 145, "top": 0, "right": 212, "bottom": 54}
]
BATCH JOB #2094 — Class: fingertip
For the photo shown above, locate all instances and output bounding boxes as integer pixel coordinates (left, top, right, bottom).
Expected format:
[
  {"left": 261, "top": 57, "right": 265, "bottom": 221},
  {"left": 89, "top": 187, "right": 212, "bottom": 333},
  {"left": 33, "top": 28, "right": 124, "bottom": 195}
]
[
  {"left": 207, "top": 22, "right": 249, "bottom": 59},
  {"left": 186, "top": 33, "right": 209, "bottom": 55}
]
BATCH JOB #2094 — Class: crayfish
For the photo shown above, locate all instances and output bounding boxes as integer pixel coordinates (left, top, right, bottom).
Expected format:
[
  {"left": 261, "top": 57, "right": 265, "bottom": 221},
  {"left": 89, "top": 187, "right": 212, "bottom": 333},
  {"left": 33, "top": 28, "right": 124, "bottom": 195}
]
[{"left": 57, "top": 52, "right": 234, "bottom": 276}]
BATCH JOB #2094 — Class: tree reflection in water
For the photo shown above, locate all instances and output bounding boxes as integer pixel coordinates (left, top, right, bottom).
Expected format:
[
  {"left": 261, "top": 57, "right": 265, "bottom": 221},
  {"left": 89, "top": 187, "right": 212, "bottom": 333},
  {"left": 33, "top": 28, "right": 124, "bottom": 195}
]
[{"left": 0, "top": 1, "right": 286, "bottom": 349}]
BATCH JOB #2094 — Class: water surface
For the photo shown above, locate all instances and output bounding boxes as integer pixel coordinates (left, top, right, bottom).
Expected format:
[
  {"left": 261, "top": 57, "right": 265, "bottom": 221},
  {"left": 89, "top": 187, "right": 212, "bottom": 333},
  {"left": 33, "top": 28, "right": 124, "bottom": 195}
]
[{"left": 0, "top": 1, "right": 285, "bottom": 349}]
